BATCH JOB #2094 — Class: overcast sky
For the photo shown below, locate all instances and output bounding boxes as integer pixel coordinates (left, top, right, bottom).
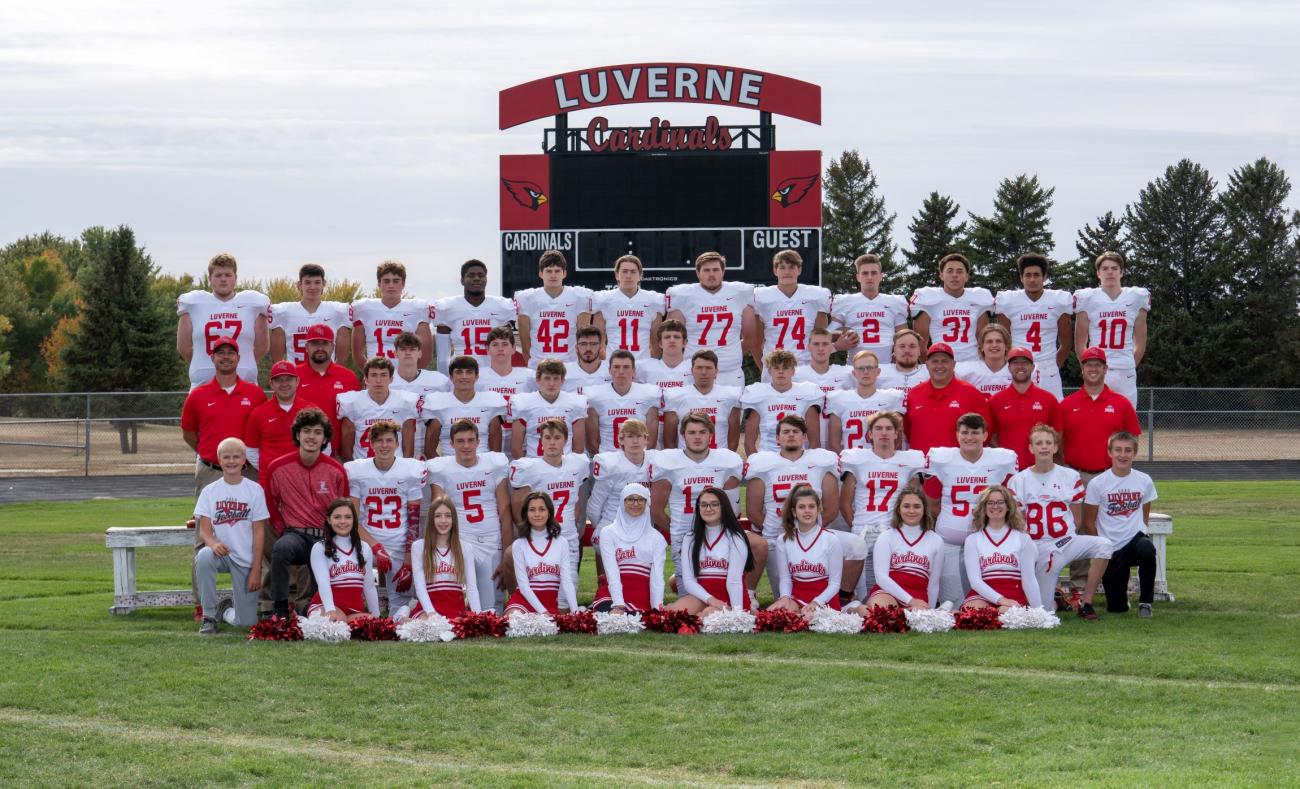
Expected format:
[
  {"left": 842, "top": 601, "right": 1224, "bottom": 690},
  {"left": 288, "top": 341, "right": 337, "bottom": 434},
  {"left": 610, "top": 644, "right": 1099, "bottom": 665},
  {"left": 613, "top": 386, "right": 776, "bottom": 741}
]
[{"left": 1, "top": 1, "right": 1295, "bottom": 300}]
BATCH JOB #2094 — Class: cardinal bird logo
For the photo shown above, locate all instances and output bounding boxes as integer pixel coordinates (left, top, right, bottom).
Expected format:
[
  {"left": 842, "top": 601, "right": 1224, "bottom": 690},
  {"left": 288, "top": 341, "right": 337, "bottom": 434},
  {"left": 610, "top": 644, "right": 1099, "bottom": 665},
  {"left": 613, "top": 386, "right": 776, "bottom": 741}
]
[
  {"left": 771, "top": 174, "right": 819, "bottom": 208},
  {"left": 502, "top": 178, "right": 548, "bottom": 211}
]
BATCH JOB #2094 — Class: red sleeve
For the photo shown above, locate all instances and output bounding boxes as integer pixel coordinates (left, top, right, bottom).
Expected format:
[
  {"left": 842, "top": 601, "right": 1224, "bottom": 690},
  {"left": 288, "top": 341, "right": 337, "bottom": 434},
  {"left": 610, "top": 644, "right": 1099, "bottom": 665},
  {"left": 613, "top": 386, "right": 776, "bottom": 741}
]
[
  {"left": 1124, "top": 400, "right": 1141, "bottom": 435},
  {"left": 922, "top": 475, "right": 942, "bottom": 500},
  {"left": 261, "top": 461, "right": 283, "bottom": 529},
  {"left": 969, "top": 388, "right": 994, "bottom": 445},
  {"left": 1048, "top": 398, "right": 1064, "bottom": 433},
  {"left": 180, "top": 392, "right": 200, "bottom": 432},
  {"left": 244, "top": 408, "right": 263, "bottom": 449}
]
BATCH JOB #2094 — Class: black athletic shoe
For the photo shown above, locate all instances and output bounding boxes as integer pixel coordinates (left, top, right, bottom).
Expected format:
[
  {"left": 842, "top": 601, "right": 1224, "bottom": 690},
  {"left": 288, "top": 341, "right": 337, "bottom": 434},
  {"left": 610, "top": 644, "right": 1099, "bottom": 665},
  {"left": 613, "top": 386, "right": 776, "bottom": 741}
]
[
  {"left": 1138, "top": 603, "right": 1153, "bottom": 618},
  {"left": 1077, "top": 602, "right": 1098, "bottom": 621},
  {"left": 1054, "top": 590, "right": 1072, "bottom": 612}
]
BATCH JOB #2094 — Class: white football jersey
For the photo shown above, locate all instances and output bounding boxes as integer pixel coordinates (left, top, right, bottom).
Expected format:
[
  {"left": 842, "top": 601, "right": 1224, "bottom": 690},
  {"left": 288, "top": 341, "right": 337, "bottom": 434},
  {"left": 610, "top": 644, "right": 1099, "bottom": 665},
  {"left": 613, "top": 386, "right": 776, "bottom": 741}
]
[
  {"left": 592, "top": 288, "right": 665, "bottom": 358},
  {"left": 344, "top": 457, "right": 427, "bottom": 558},
  {"left": 743, "top": 448, "right": 838, "bottom": 539},
  {"left": 420, "top": 391, "right": 508, "bottom": 457},
  {"left": 663, "top": 385, "right": 742, "bottom": 450},
  {"left": 636, "top": 357, "right": 693, "bottom": 398},
  {"left": 509, "top": 454, "right": 591, "bottom": 537},
  {"left": 839, "top": 448, "right": 926, "bottom": 534},
  {"left": 794, "top": 364, "right": 852, "bottom": 393},
  {"left": 177, "top": 289, "right": 271, "bottom": 385},
  {"left": 336, "top": 389, "right": 420, "bottom": 460},
  {"left": 349, "top": 298, "right": 433, "bottom": 360},
  {"left": 589, "top": 449, "right": 655, "bottom": 529},
  {"left": 876, "top": 364, "right": 930, "bottom": 393},
  {"left": 994, "top": 289, "right": 1073, "bottom": 366},
  {"left": 753, "top": 284, "right": 832, "bottom": 364},
  {"left": 954, "top": 360, "right": 1012, "bottom": 399},
  {"left": 649, "top": 448, "right": 743, "bottom": 537},
  {"left": 509, "top": 390, "right": 588, "bottom": 457},
  {"left": 825, "top": 388, "right": 908, "bottom": 450},
  {"left": 476, "top": 366, "right": 535, "bottom": 453},
  {"left": 432, "top": 295, "right": 516, "bottom": 359},
  {"left": 586, "top": 382, "right": 661, "bottom": 451},
  {"left": 830, "top": 292, "right": 910, "bottom": 361},
  {"left": 925, "top": 446, "right": 1018, "bottom": 546},
  {"left": 426, "top": 452, "right": 510, "bottom": 543},
  {"left": 1073, "top": 287, "right": 1151, "bottom": 371},
  {"left": 740, "top": 381, "right": 824, "bottom": 451},
  {"left": 563, "top": 360, "right": 610, "bottom": 395},
  {"left": 514, "top": 286, "right": 593, "bottom": 364},
  {"left": 909, "top": 286, "right": 995, "bottom": 362},
  {"left": 269, "top": 301, "right": 350, "bottom": 364},
  {"left": 1008, "top": 464, "right": 1085, "bottom": 543},
  {"left": 665, "top": 281, "right": 754, "bottom": 373},
  {"left": 391, "top": 369, "right": 451, "bottom": 459}
]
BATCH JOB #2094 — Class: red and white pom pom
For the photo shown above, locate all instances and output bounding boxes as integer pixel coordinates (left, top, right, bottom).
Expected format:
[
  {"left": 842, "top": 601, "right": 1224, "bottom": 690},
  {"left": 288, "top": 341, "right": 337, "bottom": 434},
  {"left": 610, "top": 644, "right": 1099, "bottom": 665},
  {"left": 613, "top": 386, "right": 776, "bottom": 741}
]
[
  {"left": 701, "top": 608, "right": 757, "bottom": 634},
  {"left": 300, "top": 615, "right": 352, "bottom": 643},
  {"left": 396, "top": 615, "right": 455, "bottom": 642},
  {"left": 808, "top": 607, "right": 864, "bottom": 634},
  {"left": 904, "top": 605, "right": 956, "bottom": 634},
  {"left": 999, "top": 606, "right": 1061, "bottom": 630},
  {"left": 594, "top": 611, "right": 645, "bottom": 635},
  {"left": 506, "top": 612, "right": 558, "bottom": 638}
]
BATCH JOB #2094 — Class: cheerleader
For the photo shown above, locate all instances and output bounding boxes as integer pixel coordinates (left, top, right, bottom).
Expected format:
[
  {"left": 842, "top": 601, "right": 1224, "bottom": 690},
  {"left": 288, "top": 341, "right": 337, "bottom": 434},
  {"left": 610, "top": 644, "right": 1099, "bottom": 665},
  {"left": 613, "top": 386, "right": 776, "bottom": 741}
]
[
  {"left": 962, "top": 485, "right": 1042, "bottom": 611},
  {"left": 768, "top": 485, "right": 844, "bottom": 619},
  {"left": 850, "top": 486, "right": 945, "bottom": 611},
  {"left": 592, "top": 484, "right": 667, "bottom": 613},
  {"left": 307, "top": 499, "right": 380, "bottom": 622},
  {"left": 398, "top": 496, "right": 481, "bottom": 621},
  {"left": 666, "top": 487, "right": 755, "bottom": 615},
  {"left": 504, "top": 492, "right": 579, "bottom": 617}
]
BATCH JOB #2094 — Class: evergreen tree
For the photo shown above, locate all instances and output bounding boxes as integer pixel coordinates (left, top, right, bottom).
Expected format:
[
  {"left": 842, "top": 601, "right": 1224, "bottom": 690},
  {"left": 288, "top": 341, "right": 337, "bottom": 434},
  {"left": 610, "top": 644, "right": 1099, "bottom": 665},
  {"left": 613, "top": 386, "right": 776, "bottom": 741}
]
[
  {"left": 821, "top": 150, "right": 897, "bottom": 293},
  {"left": 902, "top": 192, "right": 966, "bottom": 296},
  {"left": 1123, "top": 159, "right": 1230, "bottom": 386},
  {"left": 1075, "top": 210, "right": 1127, "bottom": 264},
  {"left": 1218, "top": 158, "right": 1300, "bottom": 386},
  {"left": 966, "top": 174, "right": 1056, "bottom": 291}
]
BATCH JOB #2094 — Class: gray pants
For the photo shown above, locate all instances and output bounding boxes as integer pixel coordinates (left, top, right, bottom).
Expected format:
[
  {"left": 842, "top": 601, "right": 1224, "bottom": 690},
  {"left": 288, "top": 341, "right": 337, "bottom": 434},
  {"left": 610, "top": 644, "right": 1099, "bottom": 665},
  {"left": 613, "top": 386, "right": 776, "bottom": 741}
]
[
  {"left": 191, "top": 461, "right": 257, "bottom": 601},
  {"left": 194, "top": 547, "right": 259, "bottom": 626}
]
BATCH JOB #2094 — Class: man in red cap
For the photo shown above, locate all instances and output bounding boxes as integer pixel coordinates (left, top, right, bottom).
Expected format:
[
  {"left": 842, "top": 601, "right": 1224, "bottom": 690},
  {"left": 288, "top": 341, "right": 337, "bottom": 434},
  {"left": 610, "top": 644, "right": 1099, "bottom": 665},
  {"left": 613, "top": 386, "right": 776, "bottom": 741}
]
[
  {"left": 293, "top": 323, "right": 360, "bottom": 454},
  {"left": 1060, "top": 347, "right": 1142, "bottom": 477},
  {"left": 180, "top": 337, "right": 267, "bottom": 614},
  {"left": 989, "top": 347, "right": 1062, "bottom": 469},
  {"left": 904, "top": 342, "right": 992, "bottom": 455}
]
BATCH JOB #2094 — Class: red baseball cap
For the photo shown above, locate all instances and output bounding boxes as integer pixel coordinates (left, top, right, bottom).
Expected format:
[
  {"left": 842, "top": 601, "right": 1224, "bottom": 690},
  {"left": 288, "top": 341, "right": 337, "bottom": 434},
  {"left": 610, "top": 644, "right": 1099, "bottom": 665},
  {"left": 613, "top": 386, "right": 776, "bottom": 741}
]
[
  {"left": 1008, "top": 346, "right": 1035, "bottom": 362},
  {"left": 304, "top": 324, "right": 334, "bottom": 343},
  {"left": 1080, "top": 346, "right": 1108, "bottom": 364},
  {"left": 926, "top": 342, "right": 955, "bottom": 359},
  {"left": 210, "top": 337, "right": 239, "bottom": 353},
  {"left": 270, "top": 361, "right": 299, "bottom": 379}
]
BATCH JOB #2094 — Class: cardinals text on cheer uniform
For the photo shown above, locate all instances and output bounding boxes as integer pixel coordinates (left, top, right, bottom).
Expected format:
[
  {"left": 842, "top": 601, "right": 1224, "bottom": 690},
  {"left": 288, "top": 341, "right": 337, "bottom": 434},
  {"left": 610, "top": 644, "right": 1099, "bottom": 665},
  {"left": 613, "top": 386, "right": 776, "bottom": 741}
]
[
  {"left": 390, "top": 369, "right": 450, "bottom": 460},
  {"left": 926, "top": 446, "right": 1019, "bottom": 546},
  {"left": 194, "top": 477, "right": 269, "bottom": 569},
  {"left": 994, "top": 288, "right": 1073, "bottom": 395},
  {"left": 563, "top": 360, "right": 611, "bottom": 396},
  {"left": 825, "top": 388, "right": 907, "bottom": 451},
  {"left": 1009, "top": 463, "right": 1115, "bottom": 603},
  {"left": 593, "top": 522, "right": 667, "bottom": 611},
  {"left": 954, "top": 360, "right": 1012, "bottom": 399},
  {"left": 740, "top": 381, "right": 824, "bottom": 451},
  {"left": 509, "top": 390, "right": 587, "bottom": 457},
  {"left": 839, "top": 448, "right": 926, "bottom": 536},
  {"left": 830, "top": 291, "right": 910, "bottom": 362},
  {"left": 775, "top": 526, "right": 844, "bottom": 608},
  {"left": 870, "top": 525, "right": 945, "bottom": 607},
  {"left": 432, "top": 294, "right": 516, "bottom": 358},
  {"left": 588, "top": 451, "right": 655, "bottom": 537},
  {"left": 269, "top": 301, "right": 350, "bottom": 364},
  {"left": 753, "top": 283, "right": 831, "bottom": 365},
  {"left": 425, "top": 452, "right": 511, "bottom": 545},
  {"left": 1085, "top": 469, "right": 1158, "bottom": 549},
  {"left": 909, "top": 286, "right": 995, "bottom": 362},
  {"left": 744, "top": 448, "right": 838, "bottom": 540},
  {"left": 420, "top": 390, "right": 507, "bottom": 457},
  {"left": 177, "top": 289, "right": 270, "bottom": 386},
  {"left": 514, "top": 285, "right": 593, "bottom": 364},
  {"left": 345, "top": 457, "right": 426, "bottom": 562},
  {"left": 349, "top": 298, "right": 432, "bottom": 360},
  {"left": 649, "top": 448, "right": 743, "bottom": 541},
  {"left": 591, "top": 287, "right": 665, "bottom": 358},
  {"left": 505, "top": 532, "right": 577, "bottom": 614},
  {"left": 962, "top": 525, "right": 1040, "bottom": 608},
  {"left": 586, "top": 382, "right": 660, "bottom": 451},
  {"left": 408, "top": 539, "right": 480, "bottom": 618},
  {"left": 665, "top": 281, "right": 754, "bottom": 378},
  {"left": 308, "top": 538, "right": 378, "bottom": 616},
  {"left": 663, "top": 384, "right": 741, "bottom": 450},
  {"left": 335, "top": 389, "right": 419, "bottom": 460},
  {"left": 679, "top": 525, "right": 751, "bottom": 610}
]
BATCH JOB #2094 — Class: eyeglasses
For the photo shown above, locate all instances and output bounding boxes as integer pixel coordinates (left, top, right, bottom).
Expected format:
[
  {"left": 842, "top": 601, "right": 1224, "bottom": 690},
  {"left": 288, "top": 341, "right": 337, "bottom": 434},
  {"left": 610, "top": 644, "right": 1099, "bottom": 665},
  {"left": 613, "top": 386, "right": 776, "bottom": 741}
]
[{"left": 697, "top": 500, "right": 721, "bottom": 509}]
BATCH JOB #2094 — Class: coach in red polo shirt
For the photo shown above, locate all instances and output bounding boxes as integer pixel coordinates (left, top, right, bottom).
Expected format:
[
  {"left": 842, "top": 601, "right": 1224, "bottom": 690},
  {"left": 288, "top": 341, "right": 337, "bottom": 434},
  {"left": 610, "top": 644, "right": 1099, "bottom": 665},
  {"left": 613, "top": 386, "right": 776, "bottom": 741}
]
[
  {"left": 989, "top": 347, "right": 1062, "bottom": 469},
  {"left": 1060, "top": 347, "right": 1141, "bottom": 475},
  {"left": 905, "top": 342, "right": 992, "bottom": 454},
  {"left": 294, "top": 323, "right": 359, "bottom": 454},
  {"left": 180, "top": 337, "right": 266, "bottom": 607},
  {"left": 244, "top": 360, "right": 307, "bottom": 471}
]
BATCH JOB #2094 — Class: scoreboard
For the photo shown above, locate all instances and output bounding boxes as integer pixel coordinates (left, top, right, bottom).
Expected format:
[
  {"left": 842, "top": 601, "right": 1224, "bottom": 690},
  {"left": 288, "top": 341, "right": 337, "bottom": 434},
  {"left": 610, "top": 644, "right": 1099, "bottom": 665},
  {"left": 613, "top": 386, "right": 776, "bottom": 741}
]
[{"left": 499, "top": 63, "right": 822, "bottom": 295}]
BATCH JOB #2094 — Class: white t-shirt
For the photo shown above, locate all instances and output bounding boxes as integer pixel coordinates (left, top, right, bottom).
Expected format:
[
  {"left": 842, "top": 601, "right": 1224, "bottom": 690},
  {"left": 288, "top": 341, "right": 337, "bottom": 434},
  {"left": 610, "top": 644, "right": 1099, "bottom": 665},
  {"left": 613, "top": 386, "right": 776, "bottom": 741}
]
[
  {"left": 740, "top": 381, "right": 824, "bottom": 451},
  {"left": 349, "top": 298, "right": 433, "bottom": 360},
  {"left": 509, "top": 454, "right": 591, "bottom": 540},
  {"left": 432, "top": 295, "right": 517, "bottom": 359},
  {"left": 824, "top": 388, "right": 907, "bottom": 450},
  {"left": 420, "top": 391, "right": 508, "bottom": 457},
  {"left": 663, "top": 385, "right": 742, "bottom": 450},
  {"left": 194, "top": 477, "right": 270, "bottom": 568},
  {"left": 390, "top": 369, "right": 451, "bottom": 459},
  {"left": 345, "top": 457, "right": 427, "bottom": 559},
  {"left": 753, "top": 284, "right": 831, "bottom": 364},
  {"left": 994, "top": 288, "right": 1073, "bottom": 367},
  {"left": 665, "top": 281, "right": 754, "bottom": 373},
  {"left": 839, "top": 448, "right": 926, "bottom": 535},
  {"left": 1085, "top": 469, "right": 1158, "bottom": 547},
  {"left": 177, "top": 290, "right": 271, "bottom": 386},
  {"left": 1008, "top": 464, "right": 1086, "bottom": 543},
  {"left": 336, "top": 389, "right": 420, "bottom": 460},
  {"left": 425, "top": 453, "right": 511, "bottom": 544},
  {"left": 585, "top": 382, "right": 661, "bottom": 451},
  {"left": 269, "top": 301, "right": 350, "bottom": 364},
  {"left": 909, "top": 286, "right": 995, "bottom": 362},
  {"left": 743, "top": 448, "right": 838, "bottom": 539},
  {"left": 509, "top": 390, "right": 588, "bottom": 458},
  {"left": 925, "top": 446, "right": 1019, "bottom": 546},
  {"left": 1072, "top": 287, "right": 1152, "bottom": 371},
  {"left": 591, "top": 288, "right": 665, "bottom": 358},
  {"left": 562, "top": 360, "right": 610, "bottom": 395},
  {"left": 514, "top": 286, "right": 593, "bottom": 364},
  {"left": 830, "top": 292, "right": 910, "bottom": 361},
  {"left": 649, "top": 448, "right": 744, "bottom": 537},
  {"left": 954, "top": 360, "right": 1012, "bottom": 399}
]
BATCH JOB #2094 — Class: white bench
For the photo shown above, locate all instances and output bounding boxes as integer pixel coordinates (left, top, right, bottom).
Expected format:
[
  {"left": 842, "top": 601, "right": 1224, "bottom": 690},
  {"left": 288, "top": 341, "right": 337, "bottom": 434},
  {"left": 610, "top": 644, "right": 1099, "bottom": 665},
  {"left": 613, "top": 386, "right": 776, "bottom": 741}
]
[{"left": 1148, "top": 512, "right": 1174, "bottom": 602}]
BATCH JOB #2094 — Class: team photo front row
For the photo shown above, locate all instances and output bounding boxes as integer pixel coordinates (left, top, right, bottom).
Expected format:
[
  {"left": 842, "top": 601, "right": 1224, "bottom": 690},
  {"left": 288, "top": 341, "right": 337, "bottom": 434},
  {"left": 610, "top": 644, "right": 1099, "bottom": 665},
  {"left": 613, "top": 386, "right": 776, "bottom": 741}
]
[{"left": 193, "top": 407, "right": 1160, "bottom": 635}]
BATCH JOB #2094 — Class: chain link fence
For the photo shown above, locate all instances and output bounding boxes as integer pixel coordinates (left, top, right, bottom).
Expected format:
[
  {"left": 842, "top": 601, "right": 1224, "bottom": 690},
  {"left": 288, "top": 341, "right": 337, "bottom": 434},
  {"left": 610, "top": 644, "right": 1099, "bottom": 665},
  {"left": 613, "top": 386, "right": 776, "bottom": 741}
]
[{"left": 1, "top": 388, "right": 1298, "bottom": 477}]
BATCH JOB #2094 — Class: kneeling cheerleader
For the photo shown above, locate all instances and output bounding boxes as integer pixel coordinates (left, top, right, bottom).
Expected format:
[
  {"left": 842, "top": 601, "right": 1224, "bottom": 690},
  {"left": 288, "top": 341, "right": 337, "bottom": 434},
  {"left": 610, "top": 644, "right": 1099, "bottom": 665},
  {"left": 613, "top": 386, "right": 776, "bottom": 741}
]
[
  {"left": 591, "top": 484, "right": 666, "bottom": 613},
  {"left": 853, "top": 486, "right": 945, "bottom": 611},
  {"left": 665, "top": 487, "right": 754, "bottom": 615},
  {"left": 307, "top": 498, "right": 380, "bottom": 621},
  {"left": 504, "top": 492, "right": 578, "bottom": 617},
  {"left": 962, "top": 485, "right": 1042, "bottom": 612},
  {"left": 401, "top": 495, "right": 481, "bottom": 620},
  {"left": 767, "top": 485, "right": 844, "bottom": 620}
]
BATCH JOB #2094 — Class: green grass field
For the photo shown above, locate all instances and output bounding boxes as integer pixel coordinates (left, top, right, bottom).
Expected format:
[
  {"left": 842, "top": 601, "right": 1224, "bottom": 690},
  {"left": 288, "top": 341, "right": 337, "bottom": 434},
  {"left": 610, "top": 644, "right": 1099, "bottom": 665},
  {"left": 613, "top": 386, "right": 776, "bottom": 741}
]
[{"left": 0, "top": 482, "right": 1297, "bottom": 786}]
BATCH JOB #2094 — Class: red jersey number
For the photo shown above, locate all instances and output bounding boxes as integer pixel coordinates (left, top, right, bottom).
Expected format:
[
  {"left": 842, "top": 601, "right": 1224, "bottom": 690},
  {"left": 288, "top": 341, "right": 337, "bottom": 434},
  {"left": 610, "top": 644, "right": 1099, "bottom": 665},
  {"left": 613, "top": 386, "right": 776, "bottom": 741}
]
[
  {"left": 363, "top": 495, "right": 403, "bottom": 530},
  {"left": 772, "top": 316, "right": 807, "bottom": 351},
  {"left": 1024, "top": 501, "right": 1069, "bottom": 540},
  {"left": 536, "top": 319, "right": 571, "bottom": 354},
  {"left": 861, "top": 477, "right": 898, "bottom": 512},
  {"left": 461, "top": 489, "right": 485, "bottom": 523},
  {"left": 861, "top": 318, "right": 880, "bottom": 345},
  {"left": 617, "top": 317, "right": 640, "bottom": 352},
  {"left": 941, "top": 316, "right": 971, "bottom": 344},
  {"left": 372, "top": 327, "right": 402, "bottom": 359},
  {"left": 695, "top": 312, "right": 734, "bottom": 346},
  {"left": 948, "top": 483, "right": 988, "bottom": 517},
  {"left": 460, "top": 326, "right": 491, "bottom": 356},
  {"left": 203, "top": 320, "right": 243, "bottom": 355},
  {"left": 1097, "top": 318, "right": 1128, "bottom": 350}
]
